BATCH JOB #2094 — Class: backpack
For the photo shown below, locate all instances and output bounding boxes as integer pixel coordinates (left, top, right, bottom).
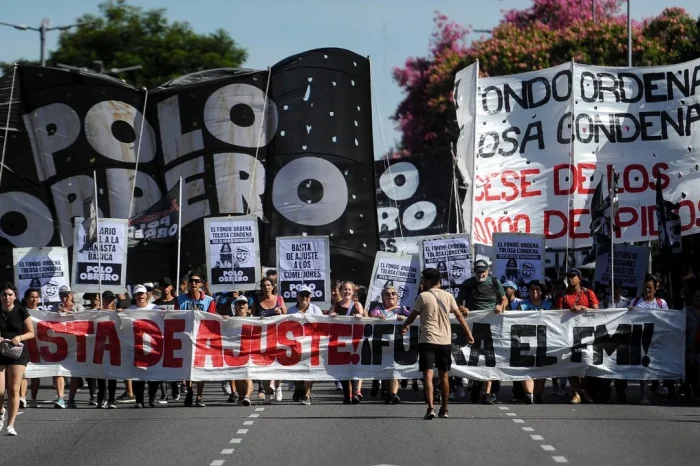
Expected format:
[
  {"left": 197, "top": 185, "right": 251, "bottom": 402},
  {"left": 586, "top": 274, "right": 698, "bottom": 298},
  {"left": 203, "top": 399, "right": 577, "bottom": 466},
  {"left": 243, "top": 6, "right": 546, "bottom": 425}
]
[{"left": 631, "top": 296, "right": 663, "bottom": 308}]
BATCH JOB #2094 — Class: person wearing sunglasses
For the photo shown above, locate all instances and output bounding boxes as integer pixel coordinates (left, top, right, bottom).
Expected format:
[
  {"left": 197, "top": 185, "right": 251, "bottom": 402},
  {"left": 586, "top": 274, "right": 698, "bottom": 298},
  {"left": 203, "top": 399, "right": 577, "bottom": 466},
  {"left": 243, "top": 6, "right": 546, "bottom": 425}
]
[
  {"left": 370, "top": 286, "right": 410, "bottom": 404},
  {"left": 177, "top": 272, "right": 215, "bottom": 407}
]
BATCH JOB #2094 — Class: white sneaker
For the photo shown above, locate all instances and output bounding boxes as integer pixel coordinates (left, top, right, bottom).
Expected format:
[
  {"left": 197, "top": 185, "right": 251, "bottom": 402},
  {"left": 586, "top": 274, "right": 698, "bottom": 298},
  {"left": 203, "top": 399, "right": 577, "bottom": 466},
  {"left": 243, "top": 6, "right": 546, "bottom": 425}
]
[
  {"left": 6, "top": 425, "right": 16, "bottom": 436},
  {"left": 0, "top": 409, "right": 6, "bottom": 430},
  {"left": 221, "top": 382, "right": 232, "bottom": 395},
  {"left": 19, "top": 398, "right": 26, "bottom": 409},
  {"left": 275, "top": 386, "right": 283, "bottom": 402},
  {"left": 461, "top": 378, "right": 469, "bottom": 386},
  {"left": 640, "top": 395, "right": 650, "bottom": 405}
]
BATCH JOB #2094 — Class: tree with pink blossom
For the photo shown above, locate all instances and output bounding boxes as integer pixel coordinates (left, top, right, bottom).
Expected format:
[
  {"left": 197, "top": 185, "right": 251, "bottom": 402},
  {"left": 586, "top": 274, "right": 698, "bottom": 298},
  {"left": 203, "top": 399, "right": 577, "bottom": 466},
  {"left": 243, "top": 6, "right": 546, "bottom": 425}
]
[{"left": 391, "top": 1, "right": 699, "bottom": 156}]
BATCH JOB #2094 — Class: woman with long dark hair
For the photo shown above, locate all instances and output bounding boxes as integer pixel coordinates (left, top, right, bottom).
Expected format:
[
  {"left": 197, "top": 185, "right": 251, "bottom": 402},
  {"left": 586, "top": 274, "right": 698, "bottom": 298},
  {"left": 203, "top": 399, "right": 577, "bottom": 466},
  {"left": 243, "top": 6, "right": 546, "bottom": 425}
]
[
  {"left": 19, "top": 288, "right": 41, "bottom": 408},
  {"left": 0, "top": 282, "right": 35, "bottom": 435},
  {"left": 255, "top": 277, "right": 286, "bottom": 403}
]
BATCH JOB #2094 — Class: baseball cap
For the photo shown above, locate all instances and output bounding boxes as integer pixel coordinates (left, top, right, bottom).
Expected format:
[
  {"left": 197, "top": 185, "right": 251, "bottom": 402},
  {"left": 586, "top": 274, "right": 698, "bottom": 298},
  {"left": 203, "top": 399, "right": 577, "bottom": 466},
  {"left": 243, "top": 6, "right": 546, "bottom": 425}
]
[
  {"left": 102, "top": 290, "right": 115, "bottom": 301},
  {"left": 473, "top": 259, "right": 489, "bottom": 272},
  {"left": 133, "top": 284, "right": 148, "bottom": 295},
  {"left": 566, "top": 268, "right": 582, "bottom": 278},
  {"left": 502, "top": 280, "right": 518, "bottom": 290},
  {"left": 297, "top": 285, "right": 312, "bottom": 295},
  {"left": 234, "top": 296, "right": 249, "bottom": 304},
  {"left": 59, "top": 285, "right": 71, "bottom": 294},
  {"left": 143, "top": 282, "right": 155, "bottom": 290},
  {"left": 160, "top": 277, "right": 173, "bottom": 287}
]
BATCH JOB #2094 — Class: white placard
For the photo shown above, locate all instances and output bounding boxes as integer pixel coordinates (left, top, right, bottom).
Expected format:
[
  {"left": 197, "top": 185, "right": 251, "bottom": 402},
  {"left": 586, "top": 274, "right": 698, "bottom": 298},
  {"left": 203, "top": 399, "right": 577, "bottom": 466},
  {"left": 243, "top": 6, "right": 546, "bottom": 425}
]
[
  {"left": 276, "top": 236, "right": 330, "bottom": 308},
  {"left": 418, "top": 234, "right": 472, "bottom": 298},
  {"left": 204, "top": 216, "right": 261, "bottom": 293},
  {"left": 491, "top": 232, "right": 546, "bottom": 297},
  {"left": 366, "top": 252, "right": 420, "bottom": 311},
  {"left": 12, "top": 247, "right": 70, "bottom": 311},
  {"left": 71, "top": 217, "right": 128, "bottom": 293}
]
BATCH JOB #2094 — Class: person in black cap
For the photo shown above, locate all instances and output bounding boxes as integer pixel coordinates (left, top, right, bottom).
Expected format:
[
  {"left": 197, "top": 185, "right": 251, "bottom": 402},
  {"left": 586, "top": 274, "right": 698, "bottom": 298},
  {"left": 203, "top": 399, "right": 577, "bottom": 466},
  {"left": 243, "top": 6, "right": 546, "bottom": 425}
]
[
  {"left": 154, "top": 277, "right": 178, "bottom": 311},
  {"left": 456, "top": 259, "right": 507, "bottom": 405}
]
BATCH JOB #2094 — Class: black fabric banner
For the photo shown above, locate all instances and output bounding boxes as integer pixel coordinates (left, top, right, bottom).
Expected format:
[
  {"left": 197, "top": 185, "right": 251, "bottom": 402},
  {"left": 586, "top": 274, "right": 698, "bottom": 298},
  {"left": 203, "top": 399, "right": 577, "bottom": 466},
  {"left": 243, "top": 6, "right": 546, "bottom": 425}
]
[
  {"left": 128, "top": 180, "right": 180, "bottom": 247},
  {"left": 0, "top": 48, "right": 378, "bottom": 287},
  {"left": 375, "top": 148, "right": 464, "bottom": 250}
]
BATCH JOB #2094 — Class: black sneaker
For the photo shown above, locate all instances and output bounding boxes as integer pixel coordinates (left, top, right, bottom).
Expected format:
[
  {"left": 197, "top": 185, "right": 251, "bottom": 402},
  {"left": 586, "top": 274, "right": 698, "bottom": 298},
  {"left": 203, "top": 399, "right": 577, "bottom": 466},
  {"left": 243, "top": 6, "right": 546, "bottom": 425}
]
[
  {"left": 370, "top": 380, "right": 380, "bottom": 398},
  {"left": 196, "top": 398, "right": 206, "bottom": 408},
  {"left": 88, "top": 395, "right": 98, "bottom": 406},
  {"left": 412, "top": 380, "right": 419, "bottom": 391},
  {"left": 184, "top": 390, "right": 193, "bottom": 407},
  {"left": 96, "top": 400, "right": 107, "bottom": 409},
  {"left": 134, "top": 403, "right": 144, "bottom": 409},
  {"left": 108, "top": 399, "right": 117, "bottom": 409},
  {"left": 481, "top": 394, "right": 494, "bottom": 405},
  {"left": 227, "top": 393, "right": 237, "bottom": 403},
  {"left": 158, "top": 394, "right": 168, "bottom": 404},
  {"left": 424, "top": 407, "right": 436, "bottom": 420},
  {"left": 241, "top": 397, "right": 251, "bottom": 407},
  {"left": 300, "top": 396, "right": 311, "bottom": 405},
  {"left": 438, "top": 408, "right": 449, "bottom": 418},
  {"left": 116, "top": 392, "right": 135, "bottom": 403},
  {"left": 391, "top": 394, "right": 401, "bottom": 405},
  {"left": 400, "top": 379, "right": 408, "bottom": 389},
  {"left": 180, "top": 383, "right": 188, "bottom": 395},
  {"left": 148, "top": 398, "right": 156, "bottom": 408},
  {"left": 352, "top": 394, "right": 361, "bottom": 404}
]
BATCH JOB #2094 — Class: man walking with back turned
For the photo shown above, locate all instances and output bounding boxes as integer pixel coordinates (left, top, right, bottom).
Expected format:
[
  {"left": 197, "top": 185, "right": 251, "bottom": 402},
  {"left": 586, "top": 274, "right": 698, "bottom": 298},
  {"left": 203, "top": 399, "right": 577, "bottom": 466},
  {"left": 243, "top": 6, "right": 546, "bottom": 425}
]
[{"left": 402, "top": 268, "right": 474, "bottom": 420}]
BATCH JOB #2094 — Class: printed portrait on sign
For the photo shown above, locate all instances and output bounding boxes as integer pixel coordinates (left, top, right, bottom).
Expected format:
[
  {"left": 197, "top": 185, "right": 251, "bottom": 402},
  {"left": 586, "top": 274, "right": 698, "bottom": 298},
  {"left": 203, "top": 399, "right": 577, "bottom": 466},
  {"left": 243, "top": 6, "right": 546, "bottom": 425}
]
[{"left": 219, "top": 243, "right": 233, "bottom": 268}]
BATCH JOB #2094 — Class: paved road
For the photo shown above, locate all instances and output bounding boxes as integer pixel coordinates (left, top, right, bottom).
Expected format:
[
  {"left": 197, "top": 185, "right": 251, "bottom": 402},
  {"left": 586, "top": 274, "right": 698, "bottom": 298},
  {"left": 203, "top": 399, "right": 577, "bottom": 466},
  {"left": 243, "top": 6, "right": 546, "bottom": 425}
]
[{"left": 2, "top": 380, "right": 699, "bottom": 465}]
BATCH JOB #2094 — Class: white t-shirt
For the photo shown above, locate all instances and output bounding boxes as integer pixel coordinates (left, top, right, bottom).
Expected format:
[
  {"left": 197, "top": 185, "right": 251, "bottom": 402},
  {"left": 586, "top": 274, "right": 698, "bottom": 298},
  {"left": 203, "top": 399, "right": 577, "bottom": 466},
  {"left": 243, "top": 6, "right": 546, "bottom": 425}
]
[
  {"left": 631, "top": 297, "right": 669, "bottom": 310},
  {"left": 287, "top": 303, "right": 323, "bottom": 315},
  {"left": 127, "top": 303, "right": 158, "bottom": 310}
]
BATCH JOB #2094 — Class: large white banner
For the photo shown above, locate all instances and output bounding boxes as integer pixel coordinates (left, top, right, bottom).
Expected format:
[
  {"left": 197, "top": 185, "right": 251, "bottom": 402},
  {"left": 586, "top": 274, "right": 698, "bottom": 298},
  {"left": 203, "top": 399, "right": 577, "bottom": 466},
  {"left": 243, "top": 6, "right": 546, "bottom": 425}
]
[
  {"left": 366, "top": 252, "right": 420, "bottom": 311},
  {"left": 418, "top": 234, "right": 471, "bottom": 298},
  {"left": 455, "top": 58, "right": 700, "bottom": 249},
  {"left": 276, "top": 236, "right": 330, "bottom": 308},
  {"left": 492, "top": 232, "right": 546, "bottom": 298},
  {"left": 204, "top": 216, "right": 261, "bottom": 293},
  {"left": 25, "top": 309, "right": 684, "bottom": 381},
  {"left": 593, "top": 243, "right": 650, "bottom": 299},
  {"left": 12, "top": 247, "right": 70, "bottom": 311},
  {"left": 71, "top": 217, "right": 128, "bottom": 293}
]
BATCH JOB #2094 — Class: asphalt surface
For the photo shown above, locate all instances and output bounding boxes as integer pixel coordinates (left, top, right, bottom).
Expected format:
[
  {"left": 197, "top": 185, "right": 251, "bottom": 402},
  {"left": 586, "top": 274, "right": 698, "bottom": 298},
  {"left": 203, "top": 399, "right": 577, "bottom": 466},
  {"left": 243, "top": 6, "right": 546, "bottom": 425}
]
[{"left": 1, "top": 380, "right": 699, "bottom": 465}]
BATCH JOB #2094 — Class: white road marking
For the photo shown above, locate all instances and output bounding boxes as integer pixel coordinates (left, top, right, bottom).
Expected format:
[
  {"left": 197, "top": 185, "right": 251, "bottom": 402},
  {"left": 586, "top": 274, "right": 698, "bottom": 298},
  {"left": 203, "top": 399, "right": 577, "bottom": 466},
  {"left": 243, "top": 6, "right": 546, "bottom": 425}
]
[
  {"left": 210, "top": 461, "right": 225, "bottom": 466},
  {"left": 236, "top": 429, "right": 248, "bottom": 434},
  {"left": 255, "top": 407, "right": 265, "bottom": 412},
  {"left": 506, "top": 412, "right": 517, "bottom": 416},
  {"left": 249, "top": 413, "right": 259, "bottom": 418},
  {"left": 552, "top": 456, "right": 569, "bottom": 463},
  {"left": 522, "top": 427, "right": 535, "bottom": 432},
  {"left": 221, "top": 449, "right": 234, "bottom": 455},
  {"left": 541, "top": 445, "right": 556, "bottom": 452},
  {"left": 530, "top": 435, "right": 544, "bottom": 441},
  {"left": 230, "top": 439, "right": 242, "bottom": 444},
  {"left": 513, "top": 419, "right": 525, "bottom": 423},
  {"left": 499, "top": 406, "right": 509, "bottom": 410},
  {"left": 243, "top": 421, "right": 254, "bottom": 425}
]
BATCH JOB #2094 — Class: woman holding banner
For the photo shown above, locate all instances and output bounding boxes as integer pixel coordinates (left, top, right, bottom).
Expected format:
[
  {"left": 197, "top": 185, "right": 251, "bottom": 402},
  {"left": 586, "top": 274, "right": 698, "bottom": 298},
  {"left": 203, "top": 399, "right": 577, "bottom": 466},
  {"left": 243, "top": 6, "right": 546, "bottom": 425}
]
[
  {"left": 19, "top": 288, "right": 41, "bottom": 409},
  {"left": 254, "top": 277, "right": 287, "bottom": 403},
  {"left": 370, "top": 285, "right": 410, "bottom": 404},
  {"left": 517, "top": 280, "right": 553, "bottom": 403},
  {"left": 0, "top": 282, "right": 35, "bottom": 436},
  {"left": 330, "top": 281, "right": 366, "bottom": 403}
]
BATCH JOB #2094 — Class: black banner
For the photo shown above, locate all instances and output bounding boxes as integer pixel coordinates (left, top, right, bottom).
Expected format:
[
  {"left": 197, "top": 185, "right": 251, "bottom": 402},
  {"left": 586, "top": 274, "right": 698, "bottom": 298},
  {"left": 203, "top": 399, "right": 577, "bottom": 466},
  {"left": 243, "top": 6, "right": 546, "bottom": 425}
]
[
  {"left": 0, "top": 48, "right": 378, "bottom": 287},
  {"left": 128, "top": 180, "right": 180, "bottom": 246}
]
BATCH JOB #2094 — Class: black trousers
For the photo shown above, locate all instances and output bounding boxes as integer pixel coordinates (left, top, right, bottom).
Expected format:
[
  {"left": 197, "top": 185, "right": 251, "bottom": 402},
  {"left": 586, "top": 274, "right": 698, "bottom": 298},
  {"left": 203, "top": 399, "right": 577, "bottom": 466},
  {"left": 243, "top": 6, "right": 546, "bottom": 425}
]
[
  {"left": 341, "top": 380, "right": 359, "bottom": 401},
  {"left": 133, "top": 381, "right": 160, "bottom": 404},
  {"left": 97, "top": 379, "right": 117, "bottom": 402}
]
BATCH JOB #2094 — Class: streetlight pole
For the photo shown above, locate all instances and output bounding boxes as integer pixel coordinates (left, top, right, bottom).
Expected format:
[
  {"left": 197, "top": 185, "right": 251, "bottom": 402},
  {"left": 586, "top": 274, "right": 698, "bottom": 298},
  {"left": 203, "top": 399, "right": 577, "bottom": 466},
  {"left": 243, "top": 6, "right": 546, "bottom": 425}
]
[
  {"left": 0, "top": 19, "right": 93, "bottom": 67},
  {"left": 592, "top": 0, "right": 596, "bottom": 22},
  {"left": 627, "top": 0, "right": 632, "bottom": 67}
]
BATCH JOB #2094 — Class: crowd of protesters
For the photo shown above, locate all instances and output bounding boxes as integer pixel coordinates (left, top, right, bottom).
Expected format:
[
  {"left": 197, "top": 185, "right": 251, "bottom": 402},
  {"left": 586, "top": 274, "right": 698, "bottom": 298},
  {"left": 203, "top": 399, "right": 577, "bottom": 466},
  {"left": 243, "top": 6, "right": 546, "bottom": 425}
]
[{"left": 2, "top": 260, "right": 700, "bottom": 434}]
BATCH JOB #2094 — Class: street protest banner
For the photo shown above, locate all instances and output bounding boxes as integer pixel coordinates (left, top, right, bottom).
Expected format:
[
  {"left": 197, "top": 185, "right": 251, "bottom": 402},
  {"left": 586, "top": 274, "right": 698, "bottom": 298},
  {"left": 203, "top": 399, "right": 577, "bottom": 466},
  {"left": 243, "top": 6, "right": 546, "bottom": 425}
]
[
  {"left": 24, "top": 309, "right": 685, "bottom": 381},
  {"left": 454, "top": 58, "right": 700, "bottom": 249},
  {"left": 277, "top": 236, "right": 330, "bottom": 308},
  {"left": 366, "top": 252, "right": 420, "bottom": 311},
  {"left": 418, "top": 234, "right": 472, "bottom": 298},
  {"left": 492, "top": 233, "right": 546, "bottom": 298},
  {"left": 12, "top": 247, "right": 70, "bottom": 311},
  {"left": 71, "top": 218, "right": 128, "bottom": 293},
  {"left": 128, "top": 181, "right": 180, "bottom": 247},
  {"left": 204, "top": 216, "right": 260, "bottom": 293},
  {"left": 593, "top": 243, "right": 650, "bottom": 299}
]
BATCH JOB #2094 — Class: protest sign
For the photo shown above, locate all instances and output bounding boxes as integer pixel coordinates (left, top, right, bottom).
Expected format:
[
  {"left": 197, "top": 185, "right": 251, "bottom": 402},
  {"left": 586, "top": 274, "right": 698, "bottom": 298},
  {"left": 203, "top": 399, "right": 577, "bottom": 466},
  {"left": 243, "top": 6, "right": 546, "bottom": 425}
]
[
  {"left": 71, "top": 218, "right": 128, "bottom": 293},
  {"left": 277, "top": 236, "right": 330, "bottom": 308},
  {"left": 418, "top": 234, "right": 472, "bottom": 298},
  {"left": 454, "top": 58, "right": 700, "bottom": 249},
  {"left": 366, "top": 252, "right": 420, "bottom": 311},
  {"left": 204, "top": 216, "right": 260, "bottom": 293},
  {"left": 492, "top": 233, "right": 545, "bottom": 298},
  {"left": 12, "top": 247, "right": 70, "bottom": 311},
  {"left": 24, "top": 309, "right": 685, "bottom": 381},
  {"left": 593, "top": 243, "right": 650, "bottom": 299}
]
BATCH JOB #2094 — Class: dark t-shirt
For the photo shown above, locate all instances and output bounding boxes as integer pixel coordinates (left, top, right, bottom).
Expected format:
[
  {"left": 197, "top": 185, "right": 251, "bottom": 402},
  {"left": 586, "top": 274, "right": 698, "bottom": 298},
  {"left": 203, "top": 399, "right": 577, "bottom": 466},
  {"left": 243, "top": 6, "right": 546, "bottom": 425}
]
[
  {"left": 456, "top": 277, "right": 506, "bottom": 311},
  {"left": 0, "top": 305, "right": 30, "bottom": 340},
  {"left": 153, "top": 296, "right": 179, "bottom": 310}
]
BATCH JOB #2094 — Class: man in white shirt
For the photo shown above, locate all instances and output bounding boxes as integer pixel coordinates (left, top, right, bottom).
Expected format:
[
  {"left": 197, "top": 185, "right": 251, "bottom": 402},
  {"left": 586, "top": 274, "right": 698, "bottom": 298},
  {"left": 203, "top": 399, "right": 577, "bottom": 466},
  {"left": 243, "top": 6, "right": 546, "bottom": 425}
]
[{"left": 127, "top": 285, "right": 158, "bottom": 310}]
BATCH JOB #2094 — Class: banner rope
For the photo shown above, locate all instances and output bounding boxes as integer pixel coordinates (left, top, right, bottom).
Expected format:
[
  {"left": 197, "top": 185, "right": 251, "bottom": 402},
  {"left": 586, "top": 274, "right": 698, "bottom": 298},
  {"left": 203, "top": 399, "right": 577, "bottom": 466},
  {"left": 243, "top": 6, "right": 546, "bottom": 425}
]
[
  {"left": 0, "top": 64, "right": 18, "bottom": 188},
  {"left": 247, "top": 67, "right": 272, "bottom": 217},
  {"left": 128, "top": 88, "right": 149, "bottom": 218},
  {"left": 369, "top": 57, "right": 405, "bottom": 241}
]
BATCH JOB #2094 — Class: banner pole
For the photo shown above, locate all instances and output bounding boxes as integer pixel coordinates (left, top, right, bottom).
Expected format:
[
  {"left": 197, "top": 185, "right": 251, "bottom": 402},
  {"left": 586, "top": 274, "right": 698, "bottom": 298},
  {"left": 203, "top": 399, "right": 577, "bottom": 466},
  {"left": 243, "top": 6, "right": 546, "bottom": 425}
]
[
  {"left": 609, "top": 167, "right": 615, "bottom": 306},
  {"left": 175, "top": 177, "right": 183, "bottom": 297},
  {"left": 565, "top": 58, "right": 576, "bottom": 274},
  {"left": 94, "top": 171, "right": 102, "bottom": 298},
  {"left": 128, "top": 88, "right": 149, "bottom": 219}
]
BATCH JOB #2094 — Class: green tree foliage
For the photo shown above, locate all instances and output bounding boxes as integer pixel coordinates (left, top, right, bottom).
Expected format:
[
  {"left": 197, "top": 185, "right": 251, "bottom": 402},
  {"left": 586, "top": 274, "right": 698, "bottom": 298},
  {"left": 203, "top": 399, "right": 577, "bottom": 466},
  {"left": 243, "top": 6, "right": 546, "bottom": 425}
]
[{"left": 2, "top": 0, "right": 247, "bottom": 88}]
